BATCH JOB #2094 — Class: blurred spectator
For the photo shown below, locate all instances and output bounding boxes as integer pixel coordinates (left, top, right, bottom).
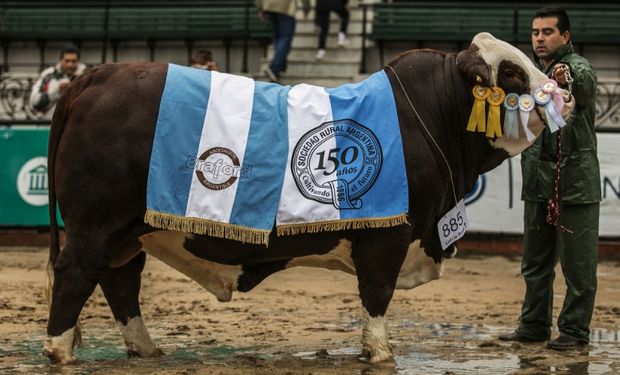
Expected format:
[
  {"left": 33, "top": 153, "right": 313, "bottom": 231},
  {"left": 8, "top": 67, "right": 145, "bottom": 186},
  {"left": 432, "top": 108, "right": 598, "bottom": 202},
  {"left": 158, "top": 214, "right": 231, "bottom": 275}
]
[
  {"left": 315, "top": 0, "right": 349, "bottom": 60},
  {"left": 257, "top": 0, "right": 310, "bottom": 83},
  {"left": 190, "top": 49, "right": 218, "bottom": 71},
  {"left": 29, "top": 44, "right": 86, "bottom": 118}
]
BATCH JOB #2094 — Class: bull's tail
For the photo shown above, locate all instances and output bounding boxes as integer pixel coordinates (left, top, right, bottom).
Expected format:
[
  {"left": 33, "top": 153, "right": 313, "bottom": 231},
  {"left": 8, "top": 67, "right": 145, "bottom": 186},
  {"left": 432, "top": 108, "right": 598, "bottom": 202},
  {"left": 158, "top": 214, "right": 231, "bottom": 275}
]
[{"left": 46, "top": 73, "right": 91, "bottom": 348}]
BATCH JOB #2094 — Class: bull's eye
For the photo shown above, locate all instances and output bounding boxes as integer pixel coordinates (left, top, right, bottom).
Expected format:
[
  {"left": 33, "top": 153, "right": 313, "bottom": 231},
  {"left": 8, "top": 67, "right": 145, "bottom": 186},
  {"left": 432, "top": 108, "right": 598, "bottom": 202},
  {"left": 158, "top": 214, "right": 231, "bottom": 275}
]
[{"left": 504, "top": 70, "right": 516, "bottom": 78}]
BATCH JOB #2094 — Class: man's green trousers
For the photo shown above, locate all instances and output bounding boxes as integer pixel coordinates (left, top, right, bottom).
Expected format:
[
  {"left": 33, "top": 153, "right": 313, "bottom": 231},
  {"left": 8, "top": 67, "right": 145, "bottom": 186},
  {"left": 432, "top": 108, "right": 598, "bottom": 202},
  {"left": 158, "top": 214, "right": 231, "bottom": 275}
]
[{"left": 516, "top": 201, "right": 599, "bottom": 342}]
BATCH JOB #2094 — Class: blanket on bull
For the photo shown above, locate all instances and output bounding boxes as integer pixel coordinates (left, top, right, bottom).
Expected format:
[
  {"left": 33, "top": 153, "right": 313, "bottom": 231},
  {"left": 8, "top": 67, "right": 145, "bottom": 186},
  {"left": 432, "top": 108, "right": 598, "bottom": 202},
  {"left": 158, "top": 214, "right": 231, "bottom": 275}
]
[{"left": 145, "top": 64, "right": 409, "bottom": 245}]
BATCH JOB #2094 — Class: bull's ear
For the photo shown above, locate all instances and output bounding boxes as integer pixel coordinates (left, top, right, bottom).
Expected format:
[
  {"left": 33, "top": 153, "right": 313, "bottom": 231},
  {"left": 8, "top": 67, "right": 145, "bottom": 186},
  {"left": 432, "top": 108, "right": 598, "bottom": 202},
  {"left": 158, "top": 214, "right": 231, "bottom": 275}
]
[{"left": 456, "top": 44, "right": 492, "bottom": 87}]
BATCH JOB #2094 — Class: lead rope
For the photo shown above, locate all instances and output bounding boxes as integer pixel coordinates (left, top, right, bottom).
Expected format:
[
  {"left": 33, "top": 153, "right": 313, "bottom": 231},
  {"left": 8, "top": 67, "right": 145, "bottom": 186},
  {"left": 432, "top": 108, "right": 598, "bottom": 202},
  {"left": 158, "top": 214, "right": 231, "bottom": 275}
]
[
  {"left": 385, "top": 64, "right": 458, "bottom": 205},
  {"left": 545, "top": 65, "right": 573, "bottom": 233}
]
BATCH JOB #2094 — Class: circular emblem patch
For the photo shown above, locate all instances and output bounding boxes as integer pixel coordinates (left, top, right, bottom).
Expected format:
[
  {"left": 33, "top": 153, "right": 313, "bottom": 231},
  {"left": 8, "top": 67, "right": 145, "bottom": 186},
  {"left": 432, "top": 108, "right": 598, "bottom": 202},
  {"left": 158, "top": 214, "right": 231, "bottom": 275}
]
[
  {"left": 17, "top": 156, "right": 49, "bottom": 206},
  {"left": 291, "top": 119, "right": 382, "bottom": 209},
  {"left": 195, "top": 147, "right": 241, "bottom": 190}
]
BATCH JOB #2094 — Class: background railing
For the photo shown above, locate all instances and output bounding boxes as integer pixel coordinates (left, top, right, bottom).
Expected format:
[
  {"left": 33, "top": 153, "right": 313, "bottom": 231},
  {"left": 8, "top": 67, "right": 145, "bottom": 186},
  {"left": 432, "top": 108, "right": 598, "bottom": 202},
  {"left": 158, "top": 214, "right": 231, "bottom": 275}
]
[{"left": 2, "top": 73, "right": 619, "bottom": 132}]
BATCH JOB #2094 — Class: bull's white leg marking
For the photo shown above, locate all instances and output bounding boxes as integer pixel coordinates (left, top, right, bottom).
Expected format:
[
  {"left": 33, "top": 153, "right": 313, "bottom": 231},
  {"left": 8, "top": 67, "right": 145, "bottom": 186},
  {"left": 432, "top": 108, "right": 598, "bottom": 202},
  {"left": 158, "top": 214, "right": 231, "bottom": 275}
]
[
  {"left": 118, "top": 316, "right": 163, "bottom": 357},
  {"left": 286, "top": 239, "right": 354, "bottom": 274},
  {"left": 140, "top": 231, "right": 242, "bottom": 302},
  {"left": 42, "top": 327, "right": 76, "bottom": 364},
  {"left": 395, "top": 240, "right": 443, "bottom": 290},
  {"left": 361, "top": 308, "right": 392, "bottom": 363}
]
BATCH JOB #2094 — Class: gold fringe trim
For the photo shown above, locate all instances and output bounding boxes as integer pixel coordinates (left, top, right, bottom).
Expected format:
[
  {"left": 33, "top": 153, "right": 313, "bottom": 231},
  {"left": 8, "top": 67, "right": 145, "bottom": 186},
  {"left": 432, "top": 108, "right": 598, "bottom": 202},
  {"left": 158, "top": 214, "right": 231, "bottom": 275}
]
[
  {"left": 144, "top": 209, "right": 271, "bottom": 246},
  {"left": 276, "top": 214, "right": 409, "bottom": 236}
]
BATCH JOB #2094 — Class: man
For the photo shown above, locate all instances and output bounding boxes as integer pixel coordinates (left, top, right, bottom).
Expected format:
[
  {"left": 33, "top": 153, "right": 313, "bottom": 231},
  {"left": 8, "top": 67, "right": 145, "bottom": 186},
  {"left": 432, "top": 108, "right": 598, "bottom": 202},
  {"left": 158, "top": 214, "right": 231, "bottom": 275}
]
[
  {"left": 257, "top": 0, "right": 309, "bottom": 83},
  {"left": 30, "top": 44, "right": 86, "bottom": 118},
  {"left": 190, "top": 49, "right": 218, "bottom": 71},
  {"left": 314, "top": 0, "right": 349, "bottom": 60},
  {"left": 499, "top": 7, "right": 600, "bottom": 350}
]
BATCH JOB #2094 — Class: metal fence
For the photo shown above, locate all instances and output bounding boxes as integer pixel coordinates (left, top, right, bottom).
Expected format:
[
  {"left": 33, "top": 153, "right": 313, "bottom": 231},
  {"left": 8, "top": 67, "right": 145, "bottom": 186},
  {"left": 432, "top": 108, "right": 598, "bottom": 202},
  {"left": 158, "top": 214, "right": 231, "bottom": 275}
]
[{"left": 2, "top": 73, "right": 619, "bottom": 131}]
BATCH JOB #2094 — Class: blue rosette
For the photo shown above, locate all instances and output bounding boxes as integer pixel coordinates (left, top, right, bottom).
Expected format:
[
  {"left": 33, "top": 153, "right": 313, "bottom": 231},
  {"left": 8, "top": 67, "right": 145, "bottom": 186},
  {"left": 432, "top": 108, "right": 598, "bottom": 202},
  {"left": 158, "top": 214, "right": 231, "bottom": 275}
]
[{"left": 533, "top": 85, "right": 565, "bottom": 133}]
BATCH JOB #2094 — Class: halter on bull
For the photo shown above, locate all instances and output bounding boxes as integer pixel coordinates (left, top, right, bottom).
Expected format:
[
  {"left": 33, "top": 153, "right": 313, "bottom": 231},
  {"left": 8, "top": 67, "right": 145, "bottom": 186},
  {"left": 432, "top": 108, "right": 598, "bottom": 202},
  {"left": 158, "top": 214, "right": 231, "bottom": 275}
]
[{"left": 43, "top": 33, "right": 573, "bottom": 364}]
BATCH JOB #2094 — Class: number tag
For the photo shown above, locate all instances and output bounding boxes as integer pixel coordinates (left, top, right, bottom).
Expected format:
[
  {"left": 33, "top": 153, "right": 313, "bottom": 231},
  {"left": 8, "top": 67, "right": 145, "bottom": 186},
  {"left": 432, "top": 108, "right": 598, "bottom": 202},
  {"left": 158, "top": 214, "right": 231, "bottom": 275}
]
[{"left": 437, "top": 199, "right": 469, "bottom": 250}]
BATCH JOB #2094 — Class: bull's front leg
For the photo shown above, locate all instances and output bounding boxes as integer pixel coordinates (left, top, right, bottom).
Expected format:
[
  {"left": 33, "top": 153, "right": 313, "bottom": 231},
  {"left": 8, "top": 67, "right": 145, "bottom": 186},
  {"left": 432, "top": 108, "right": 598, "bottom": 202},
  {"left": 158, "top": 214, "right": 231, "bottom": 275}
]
[{"left": 351, "top": 226, "right": 409, "bottom": 363}]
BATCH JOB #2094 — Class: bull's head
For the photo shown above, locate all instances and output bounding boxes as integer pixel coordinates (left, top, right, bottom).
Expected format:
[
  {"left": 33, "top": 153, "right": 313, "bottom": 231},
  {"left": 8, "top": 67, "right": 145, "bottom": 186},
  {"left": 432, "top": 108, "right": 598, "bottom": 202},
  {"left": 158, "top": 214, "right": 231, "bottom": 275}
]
[{"left": 457, "top": 32, "right": 574, "bottom": 157}]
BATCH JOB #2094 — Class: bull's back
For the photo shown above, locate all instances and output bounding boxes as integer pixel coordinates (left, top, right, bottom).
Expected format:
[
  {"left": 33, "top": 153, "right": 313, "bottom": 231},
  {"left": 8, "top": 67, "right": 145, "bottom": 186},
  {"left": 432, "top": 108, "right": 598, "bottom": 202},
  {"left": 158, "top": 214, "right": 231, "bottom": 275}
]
[{"left": 53, "top": 62, "right": 168, "bottom": 227}]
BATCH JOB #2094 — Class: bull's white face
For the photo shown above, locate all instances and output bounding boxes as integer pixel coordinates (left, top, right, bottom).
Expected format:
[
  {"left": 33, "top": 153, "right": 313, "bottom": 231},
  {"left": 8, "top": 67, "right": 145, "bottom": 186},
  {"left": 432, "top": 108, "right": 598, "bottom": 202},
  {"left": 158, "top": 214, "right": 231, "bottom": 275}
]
[{"left": 471, "top": 32, "right": 574, "bottom": 156}]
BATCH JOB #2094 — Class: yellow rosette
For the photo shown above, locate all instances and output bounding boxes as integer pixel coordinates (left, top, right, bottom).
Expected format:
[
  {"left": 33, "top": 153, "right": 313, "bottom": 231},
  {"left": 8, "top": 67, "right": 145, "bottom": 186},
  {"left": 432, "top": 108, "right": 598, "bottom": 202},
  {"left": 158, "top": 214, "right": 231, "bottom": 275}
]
[
  {"left": 467, "top": 85, "right": 490, "bottom": 133},
  {"left": 486, "top": 86, "right": 506, "bottom": 138}
]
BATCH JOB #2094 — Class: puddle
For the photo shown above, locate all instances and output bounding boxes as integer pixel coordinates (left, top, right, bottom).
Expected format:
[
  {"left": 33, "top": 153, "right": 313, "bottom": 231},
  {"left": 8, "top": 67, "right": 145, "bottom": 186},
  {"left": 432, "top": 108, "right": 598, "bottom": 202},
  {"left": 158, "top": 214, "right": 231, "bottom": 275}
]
[{"left": 1, "top": 325, "right": 618, "bottom": 374}]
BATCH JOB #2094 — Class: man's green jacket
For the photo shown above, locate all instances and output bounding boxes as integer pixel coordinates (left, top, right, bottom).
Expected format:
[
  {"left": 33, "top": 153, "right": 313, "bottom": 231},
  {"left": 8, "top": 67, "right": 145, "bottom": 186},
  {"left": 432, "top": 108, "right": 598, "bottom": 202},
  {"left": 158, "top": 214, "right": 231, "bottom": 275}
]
[{"left": 521, "top": 42, "right": 601, "bottom": 204}]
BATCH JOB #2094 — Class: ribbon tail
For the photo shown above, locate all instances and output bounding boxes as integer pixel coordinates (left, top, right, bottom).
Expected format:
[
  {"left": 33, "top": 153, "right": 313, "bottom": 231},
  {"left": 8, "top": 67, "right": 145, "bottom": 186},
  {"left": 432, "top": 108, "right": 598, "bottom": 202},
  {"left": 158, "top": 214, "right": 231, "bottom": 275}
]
[
  {"left": 467, "top": 104, "right": 478, "bottom": 132},
  {"left": 486, "top": 105, "right": 502, "bottom": 138},
  {"left": 476, "top": 100, "right": 486, "bottom": 132},
  {"left": 504, "top": 111, "right": 519, "bottom": 139},
  {"left": 544, "top": 105, "right": 560, "bottom": 133},
  {"left": 546, "top": 101, "right": 566, "bottom": 129},
  {"left": 519, "top": 110, "right": 535, "bottom": 141}
]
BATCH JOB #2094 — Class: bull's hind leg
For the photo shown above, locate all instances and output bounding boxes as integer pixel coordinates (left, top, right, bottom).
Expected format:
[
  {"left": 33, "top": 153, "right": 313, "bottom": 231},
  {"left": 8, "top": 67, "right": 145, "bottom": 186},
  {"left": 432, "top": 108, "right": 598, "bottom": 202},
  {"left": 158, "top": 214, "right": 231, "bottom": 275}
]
[
  {"left": 99, "top": 251, "right": 163, "bottom": 358},
  {"left": 351, "top": 226, "right": 409, "bottom": 363},
  {"left": 44, "top": 238, "right": 109, "bottom": 364}
]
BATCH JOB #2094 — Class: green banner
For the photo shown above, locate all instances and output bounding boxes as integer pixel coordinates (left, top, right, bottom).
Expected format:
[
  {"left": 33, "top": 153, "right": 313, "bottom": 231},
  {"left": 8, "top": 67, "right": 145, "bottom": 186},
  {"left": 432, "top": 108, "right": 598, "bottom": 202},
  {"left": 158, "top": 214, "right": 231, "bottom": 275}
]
[{"left": 0, "top": 126, "right": 63, "bottom": 226}]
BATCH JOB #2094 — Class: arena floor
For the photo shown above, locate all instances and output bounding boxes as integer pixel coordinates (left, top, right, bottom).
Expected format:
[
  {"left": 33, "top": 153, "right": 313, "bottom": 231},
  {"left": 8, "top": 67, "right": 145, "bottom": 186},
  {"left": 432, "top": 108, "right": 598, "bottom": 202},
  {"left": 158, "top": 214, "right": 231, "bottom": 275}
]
[{"left": 0, "top": 247, "right": 618, "bottom": 374}]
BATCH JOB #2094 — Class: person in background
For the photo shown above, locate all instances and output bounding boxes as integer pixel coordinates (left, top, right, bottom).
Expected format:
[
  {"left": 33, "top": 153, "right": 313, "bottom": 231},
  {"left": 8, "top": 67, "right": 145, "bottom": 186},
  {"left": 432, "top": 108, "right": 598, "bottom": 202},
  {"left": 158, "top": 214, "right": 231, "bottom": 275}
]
[
  {"left": 499, "top": 7, "right": 600, "bottom": 351},
  {"left": 190, "top": 49, "right": 218, "bottom": 71},
  {"left": 315, "top": 0, "right": 349, "bottom": 60},
  {"left": 29, "top": 44, "right": 86, "bottom": 118},
  {"left": 257, "top": 0, "right": 310, "bottom": 83}
]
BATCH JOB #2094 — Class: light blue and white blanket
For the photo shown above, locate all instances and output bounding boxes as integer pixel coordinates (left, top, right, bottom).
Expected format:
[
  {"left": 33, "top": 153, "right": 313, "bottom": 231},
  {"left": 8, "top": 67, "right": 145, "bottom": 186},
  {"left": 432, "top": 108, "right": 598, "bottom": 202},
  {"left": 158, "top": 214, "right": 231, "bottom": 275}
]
[{"left": 145, "top": 64, "right": 409, "bottom": 244}]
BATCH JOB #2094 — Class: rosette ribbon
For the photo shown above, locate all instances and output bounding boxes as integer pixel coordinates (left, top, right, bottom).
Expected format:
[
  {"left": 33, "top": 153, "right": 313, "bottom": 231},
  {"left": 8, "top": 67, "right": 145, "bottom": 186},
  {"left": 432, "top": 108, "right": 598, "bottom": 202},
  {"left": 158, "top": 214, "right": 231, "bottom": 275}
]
[
  {"left": 533, "top": 81, "right": 565, "bottom": 133},
  {"left": 542, "top": 79, "right": 565, "bottom": 119},
  {"left": 466, "top": 85, "right": 490, "bottom": 133},
  {"left": 518, "top": 94, "right": 536, "bottom": 141},
  {"left": 503, "top": 93, "right": 520, "bottom": 139},
  {"left": 486, "top": 86, "right": 505, "bottom": 138}
]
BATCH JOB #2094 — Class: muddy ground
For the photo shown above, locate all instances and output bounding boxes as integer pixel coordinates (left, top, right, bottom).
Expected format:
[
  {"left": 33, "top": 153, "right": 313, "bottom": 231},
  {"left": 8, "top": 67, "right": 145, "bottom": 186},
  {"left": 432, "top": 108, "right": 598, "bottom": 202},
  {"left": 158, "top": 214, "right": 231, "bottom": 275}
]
[{"left": 0, "top": 247, "right": 618, "bottom": 374}]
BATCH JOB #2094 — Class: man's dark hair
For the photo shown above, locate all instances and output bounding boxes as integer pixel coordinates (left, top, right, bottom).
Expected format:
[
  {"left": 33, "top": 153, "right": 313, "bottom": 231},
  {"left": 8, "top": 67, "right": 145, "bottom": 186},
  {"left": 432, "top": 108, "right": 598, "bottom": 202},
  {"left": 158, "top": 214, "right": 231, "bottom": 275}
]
[
  {"left": 534, "top": 7, "right": 571, "bottom": 35},
  {"left": 60, "top": 44, "right": 80, "bottom": 59}
]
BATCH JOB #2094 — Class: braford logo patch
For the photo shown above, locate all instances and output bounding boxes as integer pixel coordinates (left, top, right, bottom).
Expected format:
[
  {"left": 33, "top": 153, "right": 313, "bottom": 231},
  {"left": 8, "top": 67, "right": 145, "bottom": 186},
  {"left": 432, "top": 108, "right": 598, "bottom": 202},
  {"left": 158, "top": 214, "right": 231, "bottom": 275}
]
[
  {"left": 188, "top": 147, "right": 251, "bottom": 190},
  {"left": 291, "top": 119, "right": 382, "bottom": 209}
]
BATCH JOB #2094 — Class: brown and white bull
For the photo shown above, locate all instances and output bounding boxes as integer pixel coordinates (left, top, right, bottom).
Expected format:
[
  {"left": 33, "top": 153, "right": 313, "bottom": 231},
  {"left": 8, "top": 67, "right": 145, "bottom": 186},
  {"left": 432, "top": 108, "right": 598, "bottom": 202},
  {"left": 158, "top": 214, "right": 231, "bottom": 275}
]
[{"left": 43, "top": 33, "right": 573, "bottom": 364}]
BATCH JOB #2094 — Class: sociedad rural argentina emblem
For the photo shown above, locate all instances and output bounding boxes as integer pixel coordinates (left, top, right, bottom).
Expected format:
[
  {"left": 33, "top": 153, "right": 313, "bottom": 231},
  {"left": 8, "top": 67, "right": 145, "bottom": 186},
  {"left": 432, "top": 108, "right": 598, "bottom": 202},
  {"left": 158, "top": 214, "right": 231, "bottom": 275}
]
[{"left": 291, "top": 119, "right": 382, "bottom": 209}]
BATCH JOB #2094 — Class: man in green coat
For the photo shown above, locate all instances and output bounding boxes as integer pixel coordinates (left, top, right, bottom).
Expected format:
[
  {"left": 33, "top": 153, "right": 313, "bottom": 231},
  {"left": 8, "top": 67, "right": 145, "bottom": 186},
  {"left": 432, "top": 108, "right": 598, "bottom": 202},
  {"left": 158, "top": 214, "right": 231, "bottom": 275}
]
[{"left": 499, "top": 7, "right": 600, "bottom": 350}]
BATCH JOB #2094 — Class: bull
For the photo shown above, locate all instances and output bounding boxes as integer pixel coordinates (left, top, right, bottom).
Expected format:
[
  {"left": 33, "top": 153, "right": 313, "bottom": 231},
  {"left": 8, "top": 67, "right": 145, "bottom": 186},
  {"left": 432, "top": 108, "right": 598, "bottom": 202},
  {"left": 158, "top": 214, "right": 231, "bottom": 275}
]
[{"left": 43, "top": 33, "right": 573, "bottom": 364}]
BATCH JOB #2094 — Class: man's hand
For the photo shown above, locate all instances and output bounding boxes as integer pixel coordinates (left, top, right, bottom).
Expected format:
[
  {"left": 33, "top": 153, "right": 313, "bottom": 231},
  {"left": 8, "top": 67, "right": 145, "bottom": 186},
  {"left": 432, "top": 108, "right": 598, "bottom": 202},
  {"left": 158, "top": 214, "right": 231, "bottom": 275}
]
[
  {"left": 58, "top": 79, "right": 71, "bottom": 93},
  {"left": 553, "top": 64, "right": 572, "bottom": 87}
]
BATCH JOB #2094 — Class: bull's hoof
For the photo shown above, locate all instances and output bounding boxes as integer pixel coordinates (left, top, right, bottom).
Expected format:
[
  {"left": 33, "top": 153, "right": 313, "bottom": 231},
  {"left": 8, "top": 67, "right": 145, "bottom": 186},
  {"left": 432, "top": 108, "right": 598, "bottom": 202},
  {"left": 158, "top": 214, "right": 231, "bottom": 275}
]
[
  {"left": 214, "top": 287, "right": 233, "bottom": 302},
  {"left": 43, "top": 331, "right": 77, "bottom": 365},
  {"left": 127, "top": 347, "right": 164, "bottom": 358},
  {"left": 361, "top": 347, "right": 393, "bottom": 364},
  {"left": 42, "top": 348, "right": 76, "bottom": 365}
]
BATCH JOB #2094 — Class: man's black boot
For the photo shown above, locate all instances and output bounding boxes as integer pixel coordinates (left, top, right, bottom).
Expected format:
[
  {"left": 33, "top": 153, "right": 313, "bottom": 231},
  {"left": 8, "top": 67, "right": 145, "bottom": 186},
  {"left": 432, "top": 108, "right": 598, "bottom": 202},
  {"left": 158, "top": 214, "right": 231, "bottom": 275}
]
[
  {"left": 547, "top": 334, "right": 588, "bottom": 350},
  {"left": 498, "top": 331, "right": 547, "bottom": 343}
]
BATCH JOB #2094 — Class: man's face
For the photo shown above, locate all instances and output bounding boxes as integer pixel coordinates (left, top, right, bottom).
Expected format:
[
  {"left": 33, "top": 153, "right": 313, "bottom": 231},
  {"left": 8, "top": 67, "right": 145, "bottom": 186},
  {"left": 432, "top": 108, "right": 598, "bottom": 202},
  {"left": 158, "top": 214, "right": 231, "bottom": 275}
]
[
  {"left": 60, "top": 52, "right": 79, "bottom": 76},
  {"left": 531, "top": 17, "right": 569, "bottom": 63}
]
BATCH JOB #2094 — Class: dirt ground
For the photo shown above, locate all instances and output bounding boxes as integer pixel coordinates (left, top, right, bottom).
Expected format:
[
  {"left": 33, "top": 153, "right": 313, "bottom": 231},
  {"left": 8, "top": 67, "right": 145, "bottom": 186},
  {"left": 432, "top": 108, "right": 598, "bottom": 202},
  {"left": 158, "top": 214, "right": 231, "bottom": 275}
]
[{"left": 0, "top": 247, "right": 618, "bottom": 374}]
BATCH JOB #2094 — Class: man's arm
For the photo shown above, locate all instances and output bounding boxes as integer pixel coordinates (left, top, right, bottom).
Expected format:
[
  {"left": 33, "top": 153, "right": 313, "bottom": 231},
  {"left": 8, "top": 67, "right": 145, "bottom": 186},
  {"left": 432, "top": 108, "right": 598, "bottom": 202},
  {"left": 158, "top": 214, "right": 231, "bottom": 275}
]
[
  {"left": 569, "top": 63, "right": 597, "bottom": 109},
  {"left": 29, "top": 68, "right": 59, "bottom": 112}
]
